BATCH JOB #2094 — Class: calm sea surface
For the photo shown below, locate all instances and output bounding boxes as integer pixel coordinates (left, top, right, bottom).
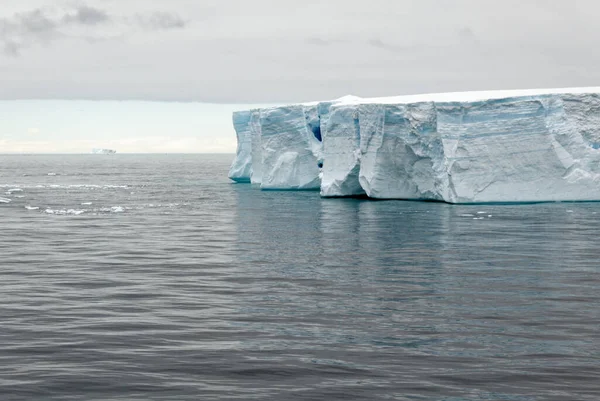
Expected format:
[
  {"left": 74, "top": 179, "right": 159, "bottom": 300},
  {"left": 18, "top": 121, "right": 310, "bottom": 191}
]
[{"left": 0, "top": 154, "right": 598, "bottom": 400}]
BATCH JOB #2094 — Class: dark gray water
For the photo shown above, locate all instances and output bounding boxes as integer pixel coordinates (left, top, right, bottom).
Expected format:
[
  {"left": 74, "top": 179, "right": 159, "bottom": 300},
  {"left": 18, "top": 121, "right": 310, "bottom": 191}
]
[{"left": 0, "top": 154, "right": 599, "bottom": 401}]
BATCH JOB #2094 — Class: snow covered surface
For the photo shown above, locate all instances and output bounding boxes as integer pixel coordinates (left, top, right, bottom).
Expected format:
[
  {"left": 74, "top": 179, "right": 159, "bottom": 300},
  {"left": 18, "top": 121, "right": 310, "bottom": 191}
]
[{"left": 230, "top": 87, "right": 600, "bottom": 203}]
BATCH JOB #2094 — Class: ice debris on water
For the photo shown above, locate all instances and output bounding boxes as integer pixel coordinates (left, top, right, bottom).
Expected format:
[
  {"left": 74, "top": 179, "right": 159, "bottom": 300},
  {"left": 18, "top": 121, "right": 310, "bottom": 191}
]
[
  {"left": 0, "top": 197, "right": 11, "bottom": 203},
  {"left": 25, "top": 205, "right": 40, "bottom": 210},
  {"left": 45, "top": 208, "right": 85, "bottom": 215}
]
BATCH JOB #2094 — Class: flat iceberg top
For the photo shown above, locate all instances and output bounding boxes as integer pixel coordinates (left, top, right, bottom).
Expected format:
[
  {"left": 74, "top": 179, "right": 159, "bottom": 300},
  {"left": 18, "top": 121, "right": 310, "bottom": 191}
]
[
  {"left": 255, "top": 87, "right": 600, "bottom": 111},
  {"left": 336, "top": 86, "right": 600, "bottom": 105},
  {"left": 259, "top": 95, "right": 363, "bottom": 112}
]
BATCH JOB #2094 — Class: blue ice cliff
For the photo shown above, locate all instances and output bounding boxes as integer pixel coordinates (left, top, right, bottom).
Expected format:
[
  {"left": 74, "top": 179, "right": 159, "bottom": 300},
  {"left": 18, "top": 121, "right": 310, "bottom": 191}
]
[{"left": 229, "top": 88, "right": 600, "bottom": 203}]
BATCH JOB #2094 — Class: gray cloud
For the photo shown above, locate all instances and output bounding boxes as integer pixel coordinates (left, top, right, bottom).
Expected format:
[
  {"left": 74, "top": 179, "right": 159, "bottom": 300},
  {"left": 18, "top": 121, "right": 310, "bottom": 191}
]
[
  {"left": 63, "top": 5, "right": 110, "bottom": 25},
  {"left": 0, "top": 4, "right": 186, "bottom": 56},
  {"left": 2, "top": 40, "right": 19, "bottom": 56},
  {"left": 136, "top": 12, "right": 187, "bottom": 31},
  {"left": 1, "top": 0, "right": 600, "bottom": 103},
  {"left": 17, "top": 9, "right": 57, "bottom": 33},
  {"left": 0, "top": 8, "right": 60, "bottom": 55},
  {"left": 306, "top": 37, "right": 329, "bottom": 46},
  {"left": 366, "top": 38, "right": 409, "bottom": 54},
  {"left": 457, "top": 26, "right": 478, "bottom": 44},
  {"left": 367, "top": 38, "right": 395, "bottom": 51}
]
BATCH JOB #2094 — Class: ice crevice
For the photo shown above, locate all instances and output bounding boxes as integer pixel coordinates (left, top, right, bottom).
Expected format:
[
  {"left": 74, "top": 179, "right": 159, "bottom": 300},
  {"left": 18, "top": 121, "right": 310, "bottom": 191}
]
[{"left": 228, "top": 87, "right": 600, "bottom": 203}]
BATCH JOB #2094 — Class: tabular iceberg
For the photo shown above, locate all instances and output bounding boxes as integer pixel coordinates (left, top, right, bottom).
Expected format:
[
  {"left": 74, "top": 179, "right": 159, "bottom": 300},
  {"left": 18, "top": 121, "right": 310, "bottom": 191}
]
[
  {"left": 92, "top": 148, "right": 116, "bottom": 154},
  {"left": 229, "top": 87, "right": 600, "bottom": 203}
]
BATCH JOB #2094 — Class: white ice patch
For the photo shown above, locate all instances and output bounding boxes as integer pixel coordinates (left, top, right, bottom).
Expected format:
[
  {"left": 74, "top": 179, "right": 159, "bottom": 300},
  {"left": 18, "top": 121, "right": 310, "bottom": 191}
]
[
  {"left": 45, "top": 208, "right": 85, "bottom": 215},
  {"left": 25, "top": 205, "right": 40, "bottom": 210},
  {"left": 0, "top": 197, "right": 11, "bottom": 203}
]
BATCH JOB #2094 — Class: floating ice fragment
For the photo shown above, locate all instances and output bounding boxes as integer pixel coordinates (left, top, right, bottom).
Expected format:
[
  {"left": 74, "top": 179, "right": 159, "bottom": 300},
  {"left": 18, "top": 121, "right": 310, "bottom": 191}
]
[
  {"left": 460, "top": 214, "right": 475, "bottom": 217},
  {"left": 566, "top": 210, "right": 574, "bottom": 213},
  {"left": 47, "top": 173, "right": 56, "bottom": 176},
  {"left": 81, "top": 202, "right": 93, "bottom": 205},
  {"left": 0, "top": 197, "right": 11, "bottom": 203},
  {"left": 45, "top": 208, "right": 85, "bottom": 215},
  {"left": 477, "top": 211, "right": 486, "bottom": 214},
  {"left": 25, "top": 205, "right": 39, "bottom": 210},
  {"left": 111, "top": 206, "right": 124, "bottom": 213}
]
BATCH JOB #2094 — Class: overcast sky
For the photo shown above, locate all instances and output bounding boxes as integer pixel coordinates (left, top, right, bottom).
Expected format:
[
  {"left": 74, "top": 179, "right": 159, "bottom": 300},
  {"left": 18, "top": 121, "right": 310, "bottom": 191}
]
[{"left": 1, "top": 0, "right": 600, "bottom": 152}]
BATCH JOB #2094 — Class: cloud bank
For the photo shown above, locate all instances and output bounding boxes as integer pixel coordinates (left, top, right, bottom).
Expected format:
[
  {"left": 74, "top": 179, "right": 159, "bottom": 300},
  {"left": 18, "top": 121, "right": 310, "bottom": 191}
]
[
  {"left": 0, "top": 4, "right": 186, "bottom": 56},
  {"left": 0, "top": 0, "right": 599, "bottom": 103}
]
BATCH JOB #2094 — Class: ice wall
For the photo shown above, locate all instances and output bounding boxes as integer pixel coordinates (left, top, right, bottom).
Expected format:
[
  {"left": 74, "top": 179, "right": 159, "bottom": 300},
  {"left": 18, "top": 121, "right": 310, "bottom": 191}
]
[
  {"left": 230, "top": 87, "right": 600, "bottom": 203},
  {"left": 259, "top": 104, "right": 322, "bottom": 190},
  {"left": 228, "top": 111, "right": 253, "bottom": 182},
  {"left": 320, "top": 104, "right": 364, "bottom": 197},
  {"left": 249, "top": 109, "right": 263, "bottom": 185},
  {"left": 358, "top": 102, "right": 444, "bottom": 200},
  {"left": 435, "top": 94, "right": 600, "bottom": 203}
]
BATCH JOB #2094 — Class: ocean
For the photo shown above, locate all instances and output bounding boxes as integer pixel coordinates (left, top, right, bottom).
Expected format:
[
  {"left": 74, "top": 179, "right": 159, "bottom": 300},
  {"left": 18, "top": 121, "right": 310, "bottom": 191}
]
[{"left": 0, "top": 154, "right": 598, "bottom": 400}]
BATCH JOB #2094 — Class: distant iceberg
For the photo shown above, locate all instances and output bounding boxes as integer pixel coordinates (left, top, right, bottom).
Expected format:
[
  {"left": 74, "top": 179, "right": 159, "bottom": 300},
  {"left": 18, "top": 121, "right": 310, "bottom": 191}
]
[
  {"left": 229, "top": 87, "right": 600, "bottom": 203},
  {"left": 92, "top": 148, "right": 116, "bottom": 154}
]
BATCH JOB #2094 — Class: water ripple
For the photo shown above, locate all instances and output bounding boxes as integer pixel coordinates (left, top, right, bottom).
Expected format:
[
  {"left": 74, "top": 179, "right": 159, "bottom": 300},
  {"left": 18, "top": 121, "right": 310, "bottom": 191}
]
[{"left": 0, "top": 154, "right": 599, "bottom": 400}]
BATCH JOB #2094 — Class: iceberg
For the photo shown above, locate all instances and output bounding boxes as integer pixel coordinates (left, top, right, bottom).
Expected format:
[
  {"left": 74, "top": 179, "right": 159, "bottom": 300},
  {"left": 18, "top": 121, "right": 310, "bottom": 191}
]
[
  {"left": 259, "top": 103, "right": 322, "bottom": 190},
  {"left": 228, "top": 110, "right": 253, "bottom": 182},
  {"left": 249, "top": 109, "right": 263, "bottom": 184},
  {"left": 92, "top": 148, "right": 116, "bottom": 154},
  {"left": 320, "top": 103, "right": 365, "bottom": 197},
  {"left": 230, "top": 87, "right": 600, "bottom": 203}
]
